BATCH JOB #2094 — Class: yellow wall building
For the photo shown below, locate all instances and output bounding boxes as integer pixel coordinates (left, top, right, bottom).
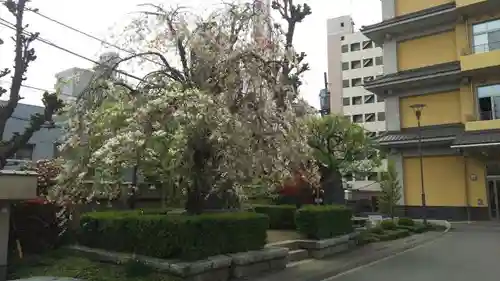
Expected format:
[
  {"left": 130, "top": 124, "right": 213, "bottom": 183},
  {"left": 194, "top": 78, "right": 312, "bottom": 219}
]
[{"left": 362, "top": 0, "right": 500, "bottom": 221}]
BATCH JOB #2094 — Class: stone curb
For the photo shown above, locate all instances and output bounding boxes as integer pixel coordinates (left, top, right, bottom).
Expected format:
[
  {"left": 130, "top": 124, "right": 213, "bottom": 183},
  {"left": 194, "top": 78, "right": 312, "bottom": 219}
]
[{"left": 307, "top": 221, "right": 451, "bottom": 281}]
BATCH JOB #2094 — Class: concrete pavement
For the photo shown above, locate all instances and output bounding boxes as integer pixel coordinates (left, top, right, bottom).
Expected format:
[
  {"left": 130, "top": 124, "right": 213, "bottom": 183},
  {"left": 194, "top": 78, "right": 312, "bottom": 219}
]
[{"left": 321, "top": 224, "right": 500, "bottom": 281}]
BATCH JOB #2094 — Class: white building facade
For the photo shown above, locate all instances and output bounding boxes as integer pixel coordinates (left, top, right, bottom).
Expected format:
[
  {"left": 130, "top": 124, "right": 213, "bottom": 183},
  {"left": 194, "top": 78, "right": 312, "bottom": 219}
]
[{"left": 326, "top": 15, "right": 386, "bottom": 195}]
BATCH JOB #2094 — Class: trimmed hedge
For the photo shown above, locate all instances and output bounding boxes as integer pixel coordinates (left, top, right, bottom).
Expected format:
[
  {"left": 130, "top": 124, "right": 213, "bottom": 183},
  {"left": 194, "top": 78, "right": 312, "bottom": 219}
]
[
  {"left": 376, "top": 229, "right": 410, "bottom": 241},
  {"left": 380, "top": 220, "right": 397, "bottom": 230},
  {"left": 295, "top": 205, "right": 353, "bottom": 240},
  {"left": 79, "top": 211, "right": 268, "bottom": 261},
  {"left": 397, "top": 217, "right": 415, "bottom": 226},
  {"left": 253, "top": 205, "right": 296, "bottom": 230}
]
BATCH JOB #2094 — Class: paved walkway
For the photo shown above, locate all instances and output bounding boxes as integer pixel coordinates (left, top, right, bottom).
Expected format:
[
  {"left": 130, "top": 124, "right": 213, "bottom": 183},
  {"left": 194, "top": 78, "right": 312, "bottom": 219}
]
[
  {"left": 256, "top": 223, "right": 500, "bottom": 281},
  {"left": 325, "top": 224, "right": 500, "bottom": 281}
]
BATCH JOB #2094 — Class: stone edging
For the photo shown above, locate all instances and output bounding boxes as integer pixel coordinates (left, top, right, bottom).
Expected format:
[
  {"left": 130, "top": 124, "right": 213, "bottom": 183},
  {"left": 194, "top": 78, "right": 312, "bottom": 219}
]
[
  {"left": 267, "top": 232, "right": 360, "bottom": 260},
  {"left": 67, "top": 245, "right": 288, "bottom": 280}
]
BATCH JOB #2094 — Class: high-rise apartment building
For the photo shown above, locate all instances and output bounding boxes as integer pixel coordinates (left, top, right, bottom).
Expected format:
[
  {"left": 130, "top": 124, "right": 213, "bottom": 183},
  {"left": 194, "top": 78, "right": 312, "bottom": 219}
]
[
  {"left": 362, "top": 0, "right": 500, "bottom": 221},
  {"left": 326, "top": 16, "right": 386, "bottom": 198},
  {"left": 327, "top": 15, "right": 385, "bottom": 137}
]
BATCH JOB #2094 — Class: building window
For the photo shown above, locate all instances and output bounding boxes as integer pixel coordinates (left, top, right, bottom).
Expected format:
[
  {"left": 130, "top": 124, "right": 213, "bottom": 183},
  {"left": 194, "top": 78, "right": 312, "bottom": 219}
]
[
  {"left": 343, "top": 79, "right": 350, "bottom": 88},
  {"left": 352, "top": 96, "right": 363, "bottom": 105},
  {"left": 377, "top": 112, "right": 386, "bottom": 121},
  {"left": 342, "top": 97, "right": 350, "bottom": 106},
  {"left": 366, "top": 131, "right": 377, "bottom": 138},
  {"left": 351, "top": 78, "right": 362, "bottom": 87},
  {"left": 350, "top": 42, "right": 361, "bottom": 52},
  {"left": 364, "top": 94, "right": 375, "bottom": 104},
  {"left": 13, "top": 144, "right": 34, "bottom": 160},
  {"left": 353, "top": 114, "right": 363, "bottom": 123},
  {"left": 341, "top": 44, "right": 349, "bottom": 53},
  {"left": 362, "top": 40, "right": 373, "bottom": 49},
  {"left": 375, "top": 56, "right": 383, "bottom": 65},
  {"left": 363, "top": 58, "right": 374, "bottom": 67},
  {"left": 472, "top": 19, "right": 500, "bottom": 54},
  {"left": 478, "top": 84, "right": 500, "bottom": 120},
  {"left": 341, "top": 36, "right": 345, "bottom": 41},
  {"left": 363, "top": 76, "right": 374, "bottom": 83},
  {"left": 342, "top": 62, "right": 349, "bottom": 70},
  {"left": 365, "top": 113, "right": 376, "bottom": 122},
  {"left": 351, "top": 60, "right": 361, "bottom": 69},
  {"left": 340, "top": 22, "right": 344, "bottom": 27}
]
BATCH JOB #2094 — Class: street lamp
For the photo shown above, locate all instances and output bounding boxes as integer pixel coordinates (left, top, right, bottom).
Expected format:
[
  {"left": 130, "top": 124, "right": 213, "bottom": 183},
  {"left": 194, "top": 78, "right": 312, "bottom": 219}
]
[{"left": 410, "top": 103, "right": 427, "bottom": 224}]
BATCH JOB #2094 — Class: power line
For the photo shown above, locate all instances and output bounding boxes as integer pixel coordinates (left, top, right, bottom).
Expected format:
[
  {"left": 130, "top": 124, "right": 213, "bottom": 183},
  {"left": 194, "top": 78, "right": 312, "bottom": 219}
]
[
  {"left": 0, "top": 17, "right": 154, "bottom": 86},
  {"left": 0, "top": 80, "right": 74, "bottom": 97},
  {"left": 28, "top": 9, "right": 164, "bottom": 68}
]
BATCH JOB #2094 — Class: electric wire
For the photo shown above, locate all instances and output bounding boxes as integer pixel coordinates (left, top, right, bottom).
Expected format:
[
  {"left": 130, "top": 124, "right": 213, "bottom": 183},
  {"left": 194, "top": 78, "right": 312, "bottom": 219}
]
[
  {"left": 0, "top": 17, "right": 154, "bottom": 86},
  {"left": 28, "top": 9, "right": 165, "bottom": 68}
]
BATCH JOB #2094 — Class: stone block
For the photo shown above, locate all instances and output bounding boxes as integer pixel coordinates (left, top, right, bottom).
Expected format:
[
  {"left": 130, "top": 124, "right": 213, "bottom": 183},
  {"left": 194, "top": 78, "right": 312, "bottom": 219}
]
[
  {"left": 67, "top": 245, "right": 232, "bottom": 281},
  {"left": 229, "top": 247, "right": 287, "bottom": 265},
  {"left": 231, "top": 261, "right": 270, "bottom": 278},
  {"left": 186, "top": 268, "right": 230, "bottom": 281},
  {"left": 228, "top": 247, "right": 288, "bottom": 279},
  {"left": 269, "top": 258, "right": 287, "bottom": 270}
]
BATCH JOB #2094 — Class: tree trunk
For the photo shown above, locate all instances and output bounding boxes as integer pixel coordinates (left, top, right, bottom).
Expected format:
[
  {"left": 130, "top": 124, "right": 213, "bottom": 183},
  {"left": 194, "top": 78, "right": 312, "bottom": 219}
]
[{"left": 320, "top": 167, "right": 345, "bottom": 205}]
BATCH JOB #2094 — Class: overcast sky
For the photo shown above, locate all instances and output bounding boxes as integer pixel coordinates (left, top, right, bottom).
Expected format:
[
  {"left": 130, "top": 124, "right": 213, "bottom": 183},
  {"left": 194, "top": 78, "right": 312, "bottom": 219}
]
[{"left": 0, "top": 0, "right": 381, "bottom": 108}]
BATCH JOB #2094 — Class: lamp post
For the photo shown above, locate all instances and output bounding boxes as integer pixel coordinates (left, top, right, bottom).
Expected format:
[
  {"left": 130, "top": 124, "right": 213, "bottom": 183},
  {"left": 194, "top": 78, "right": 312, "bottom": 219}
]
[{"left": 410, "top": 103, "right": 427, "bottom": 224}]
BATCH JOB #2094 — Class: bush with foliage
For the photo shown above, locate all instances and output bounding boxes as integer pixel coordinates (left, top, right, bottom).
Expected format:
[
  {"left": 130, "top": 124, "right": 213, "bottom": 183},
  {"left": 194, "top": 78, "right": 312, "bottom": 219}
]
[
  {"left": 253, "top": 205, "right": 296, "bottom": 230},
  {"left": 295, "top": 205, "right": 353, "bottom": 239},
  {"left": 9, "top": 159, "right": 65, "bottom": 257},
  {"left": 376, "top": 229, "right": 410, "bottom": 241},
  {"left": 9, "top": 201, "right": 64, "bottom": 256},
  {"left": 397, "top": 217, "right": 415, "bottom": 226},
  {"left": 380, "top": 220, "right": 397, "bottom": 230},
  {"left": 21, "top": 159, "right": 62, "bottom": 196},
  {"left": 78, "top": 211, "right": 268, "bottom": 261},
  {"left": 378, "top": 161, "right": 402, "bottom": 218}
]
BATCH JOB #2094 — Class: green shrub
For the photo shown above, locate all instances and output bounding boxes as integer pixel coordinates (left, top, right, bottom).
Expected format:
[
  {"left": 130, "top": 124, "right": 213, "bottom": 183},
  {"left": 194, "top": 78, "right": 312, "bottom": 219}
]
[
  {"left": 396, "top": 225, "right": 417, "bottom": 232},
  {"left": 380, "top": 220, "right": 397, "bottom": 230},
  {"left": 369, "top": 226, "right": 385, "bottom": 235},
  {"left": 376, "top": 229, "right": 410, "bottom": 241},
  {"left": 413, "top": 223, "right": 429, "bottom": 233},
  {"left": 397, "top": 217, "right": 415, "bottom": 226},
  {"left": 253, "top": 205, "right": 296, "bottom": 230},
  {"left": 356, "top": 231, "right": 380, "bottom": 245},
  {"left": 295, "top": 205, "right": 353, "bottom": 240},
  {"left": 79, "top": 211, "right": 268, "bottom": 261}
]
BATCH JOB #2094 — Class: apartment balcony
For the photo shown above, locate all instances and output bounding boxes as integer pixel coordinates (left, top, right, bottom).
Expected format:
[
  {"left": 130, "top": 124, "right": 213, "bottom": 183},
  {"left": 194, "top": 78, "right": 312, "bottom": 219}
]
[
  {"left": 465, "top": 112, "right": 500, "bottom": 132},
  {"left": 460, "top": 43, "right": 500, "bottom": 74}
]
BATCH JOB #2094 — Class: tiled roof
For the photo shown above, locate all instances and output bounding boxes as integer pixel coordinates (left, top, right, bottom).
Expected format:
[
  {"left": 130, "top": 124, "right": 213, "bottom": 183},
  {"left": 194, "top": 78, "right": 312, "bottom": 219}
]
[
  {"left": 378, "top": 124, "right": 464, "bottom": 144},
  {"left": 364, "top": 61, "right": 461, "bottom": 88},
  {"left": 453, "top": 130, "right": 500, "bottom": 146},
  {"left": 360, "top": 2, "right": 456, "bottom": 32}
]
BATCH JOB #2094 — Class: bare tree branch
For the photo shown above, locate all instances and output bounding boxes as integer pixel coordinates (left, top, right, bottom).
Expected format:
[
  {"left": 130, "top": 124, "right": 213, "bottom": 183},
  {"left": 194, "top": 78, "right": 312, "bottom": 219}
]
[{"left": 0, "top": 0, "right": 63, "bottom": 169}]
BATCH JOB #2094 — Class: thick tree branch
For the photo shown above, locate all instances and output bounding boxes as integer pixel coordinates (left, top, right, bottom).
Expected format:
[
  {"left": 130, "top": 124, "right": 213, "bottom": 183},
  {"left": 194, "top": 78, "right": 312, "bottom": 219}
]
[{"left": 1, "top": 92, "right": 63, "bottom": 167}]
